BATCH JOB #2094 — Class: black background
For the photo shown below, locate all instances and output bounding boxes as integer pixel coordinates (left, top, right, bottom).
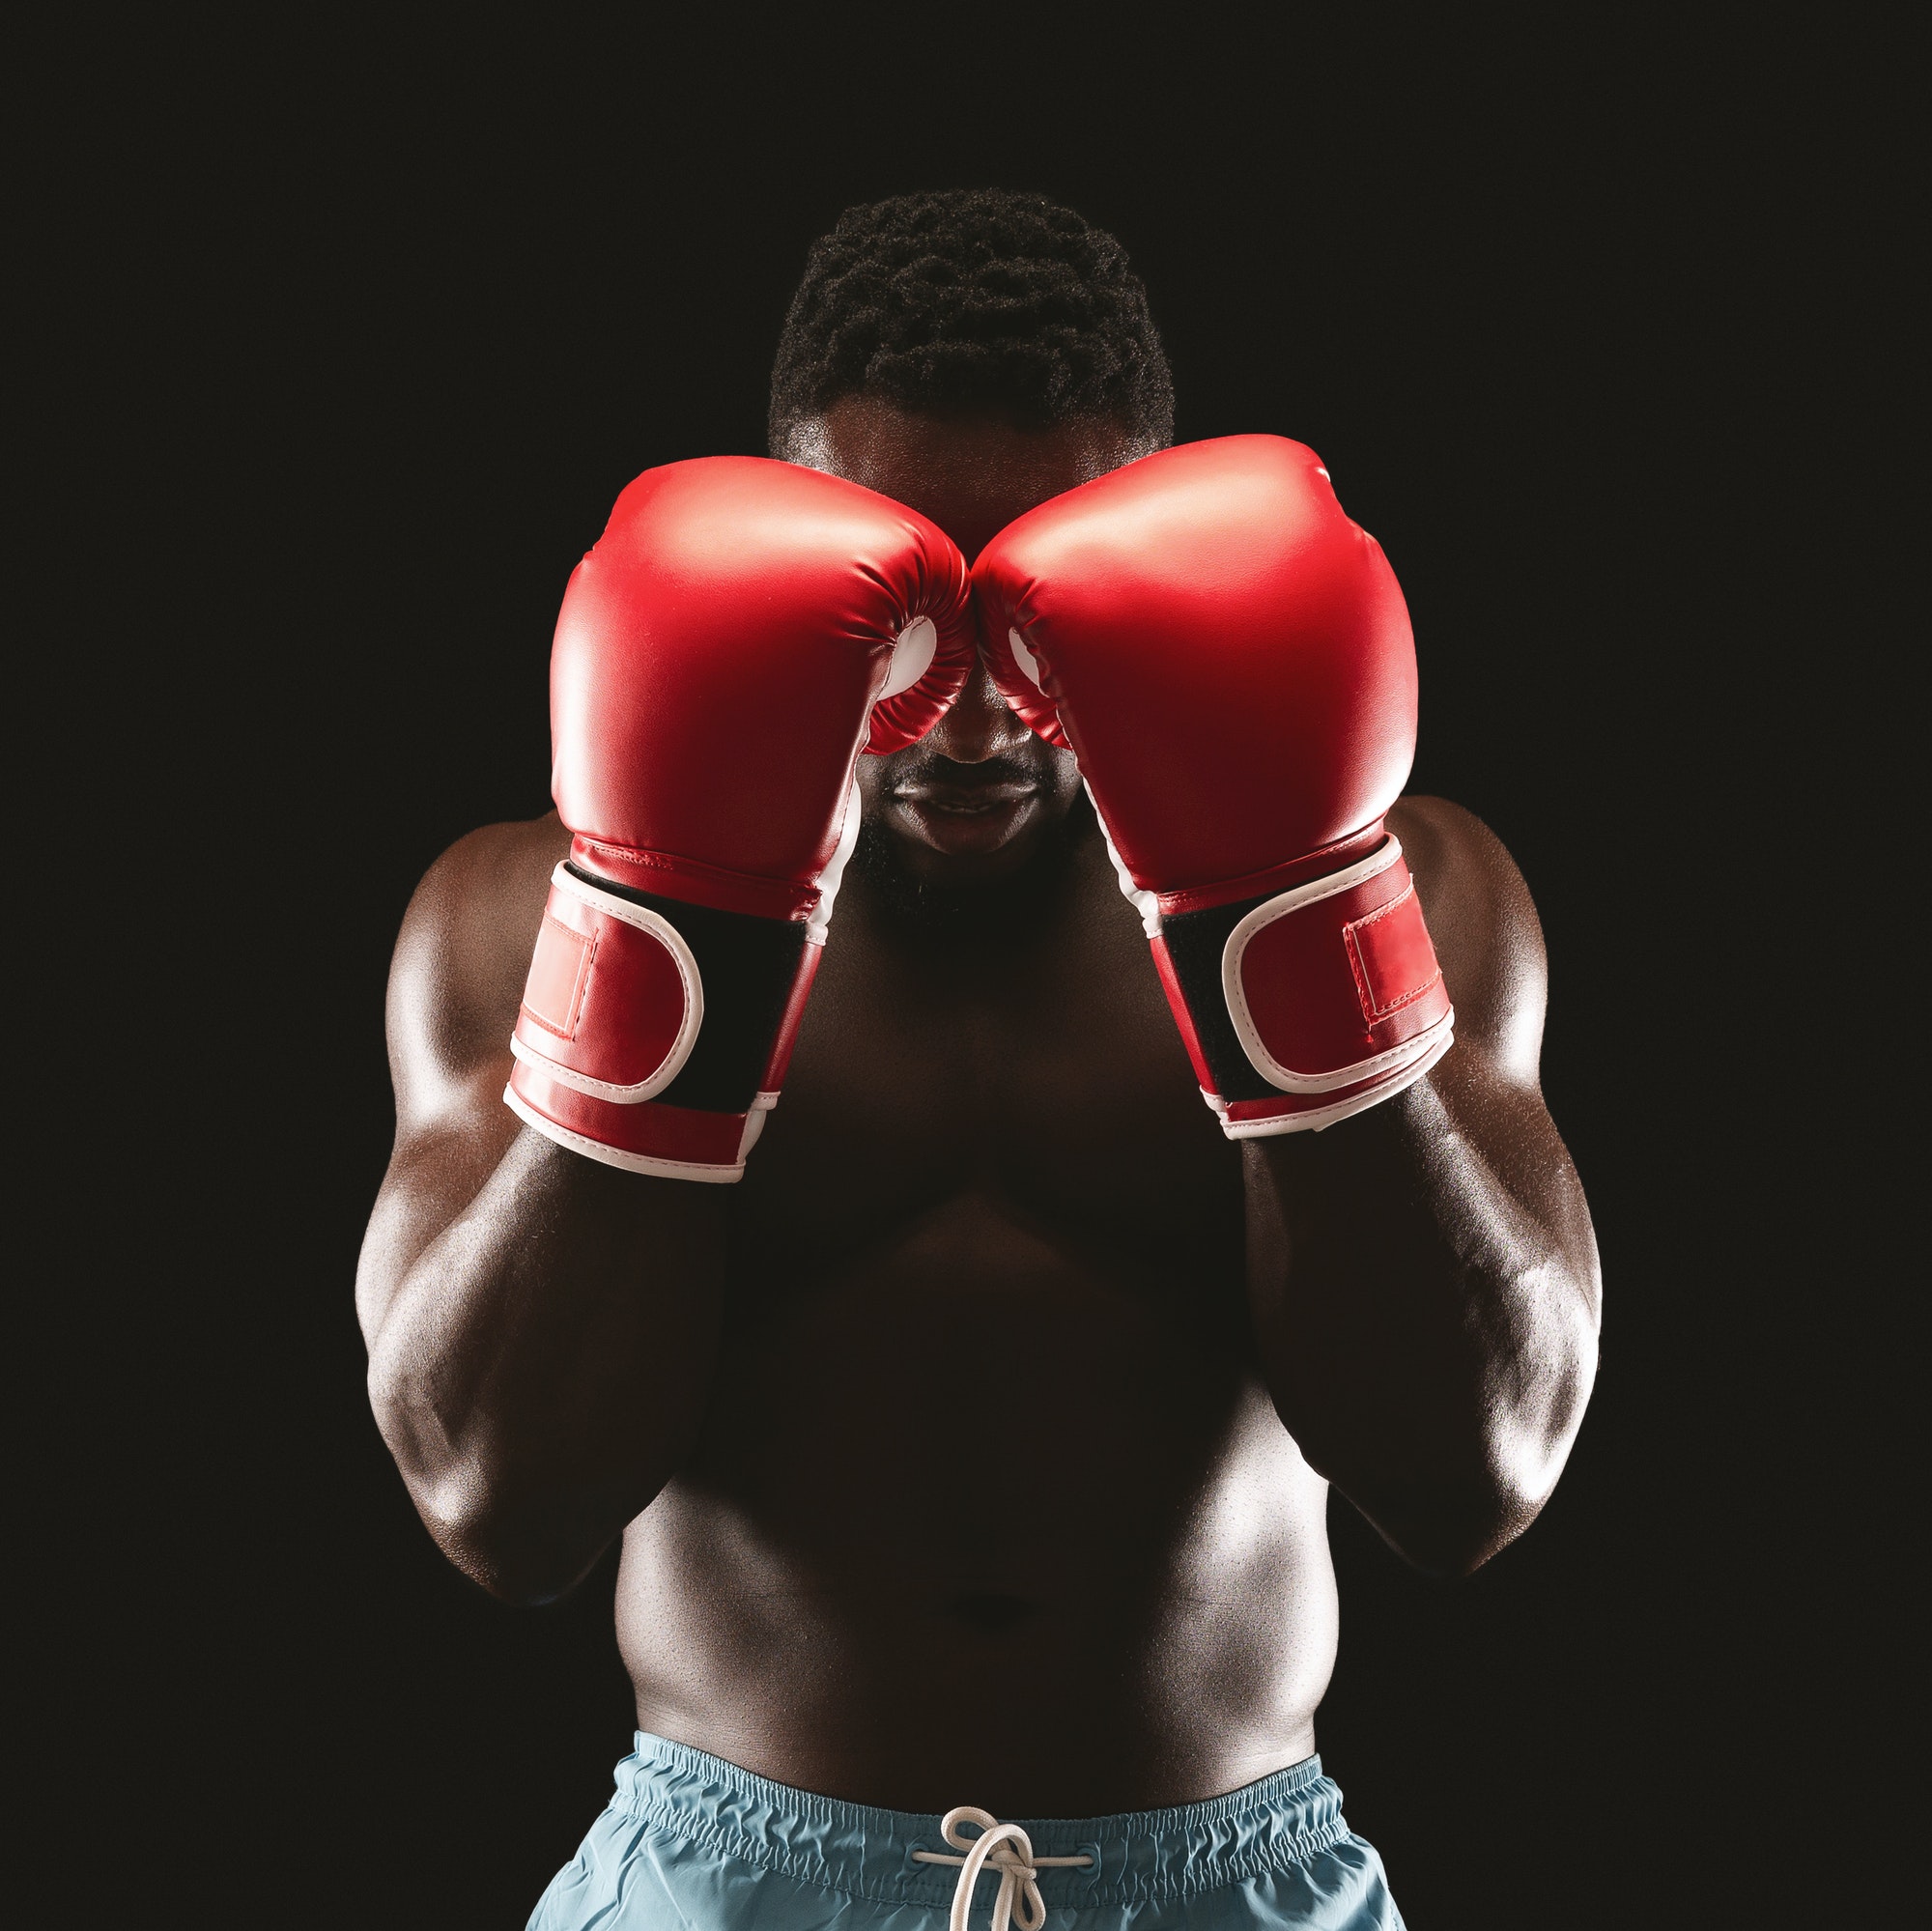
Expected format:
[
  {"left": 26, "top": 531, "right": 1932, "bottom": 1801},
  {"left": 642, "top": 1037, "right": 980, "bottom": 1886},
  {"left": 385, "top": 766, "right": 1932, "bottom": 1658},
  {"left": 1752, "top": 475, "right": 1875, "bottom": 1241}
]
[{"left": 29, "top": 12, "right": 1909, "bottom": 1928}]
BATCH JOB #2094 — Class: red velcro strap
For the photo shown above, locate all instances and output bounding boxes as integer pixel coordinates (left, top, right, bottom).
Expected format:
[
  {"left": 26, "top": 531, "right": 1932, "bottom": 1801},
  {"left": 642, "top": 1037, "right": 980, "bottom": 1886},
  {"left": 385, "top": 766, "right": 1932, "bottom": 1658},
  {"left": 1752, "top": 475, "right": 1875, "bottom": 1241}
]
[
  {"left": 521, "top": 913, "right": 594, "bottom": 1038},
  {"left": 512, "top": 874, "right": 699, "bottom": 1099},
  {"left": 1225, "top": 842, "right": 1453, "bottom": 1090},
  {"left": 1344, "top": 883, "right": 1443, "bottom": 1022}
]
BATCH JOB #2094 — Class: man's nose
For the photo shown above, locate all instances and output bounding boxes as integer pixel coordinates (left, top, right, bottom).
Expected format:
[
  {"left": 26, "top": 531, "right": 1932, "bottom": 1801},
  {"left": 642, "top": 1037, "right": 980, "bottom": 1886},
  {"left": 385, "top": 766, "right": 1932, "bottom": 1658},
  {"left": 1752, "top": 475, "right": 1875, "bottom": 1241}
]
[{"left": 925, "top": 652, "right": 1032, "bottom": 765}]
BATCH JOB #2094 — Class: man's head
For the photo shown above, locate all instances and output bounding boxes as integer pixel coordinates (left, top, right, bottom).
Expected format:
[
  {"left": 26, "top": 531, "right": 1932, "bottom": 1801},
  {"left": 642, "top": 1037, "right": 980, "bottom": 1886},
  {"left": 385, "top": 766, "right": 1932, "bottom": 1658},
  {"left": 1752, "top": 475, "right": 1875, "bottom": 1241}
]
[{"left": 770, "top": 189, "right": 1172, "bottom": 895}]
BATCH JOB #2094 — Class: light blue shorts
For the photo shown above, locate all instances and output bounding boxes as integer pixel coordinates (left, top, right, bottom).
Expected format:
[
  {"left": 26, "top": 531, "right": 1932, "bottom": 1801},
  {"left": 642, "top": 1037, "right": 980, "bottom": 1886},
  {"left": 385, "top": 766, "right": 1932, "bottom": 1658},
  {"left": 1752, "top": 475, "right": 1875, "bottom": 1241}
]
[{"left": 528, "top": 1732, "right": 1404, "bottom": 1928}]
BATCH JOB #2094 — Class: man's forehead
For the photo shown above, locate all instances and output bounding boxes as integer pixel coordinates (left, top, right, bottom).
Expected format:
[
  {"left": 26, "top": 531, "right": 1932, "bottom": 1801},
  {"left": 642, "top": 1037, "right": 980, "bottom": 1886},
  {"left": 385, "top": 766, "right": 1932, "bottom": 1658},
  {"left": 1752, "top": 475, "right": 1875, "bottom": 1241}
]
[{"left": 787, "top": 394, "right": 1141, "bottom": 559}]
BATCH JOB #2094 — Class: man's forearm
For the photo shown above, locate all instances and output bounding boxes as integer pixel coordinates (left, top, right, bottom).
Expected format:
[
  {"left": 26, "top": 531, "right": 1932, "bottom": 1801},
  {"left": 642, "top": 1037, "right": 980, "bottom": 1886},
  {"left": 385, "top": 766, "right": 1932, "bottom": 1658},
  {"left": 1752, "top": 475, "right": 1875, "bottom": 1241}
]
[
  {"left": 1244, "top": 1065, "right": 1600, "bottom": 1574},
  {"left": 360, "top": 1128, "right": 727, "bottom": 1602}
]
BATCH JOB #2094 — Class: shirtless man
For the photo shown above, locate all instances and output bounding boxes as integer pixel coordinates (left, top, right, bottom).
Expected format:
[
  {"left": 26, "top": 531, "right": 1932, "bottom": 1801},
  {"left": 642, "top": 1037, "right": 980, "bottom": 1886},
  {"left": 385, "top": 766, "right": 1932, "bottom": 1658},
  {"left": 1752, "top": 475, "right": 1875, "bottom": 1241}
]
[{"left": 357, "top": 189, "right": 1600, "bottom": 1930}]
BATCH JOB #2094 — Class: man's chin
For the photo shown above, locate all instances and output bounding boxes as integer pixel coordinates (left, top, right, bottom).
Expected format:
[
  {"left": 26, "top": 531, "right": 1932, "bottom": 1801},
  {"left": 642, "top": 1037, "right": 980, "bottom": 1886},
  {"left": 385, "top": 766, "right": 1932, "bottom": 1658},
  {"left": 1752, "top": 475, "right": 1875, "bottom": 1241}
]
[{"left": 855, "top": 789, "right": 1093, "bottom": 923}]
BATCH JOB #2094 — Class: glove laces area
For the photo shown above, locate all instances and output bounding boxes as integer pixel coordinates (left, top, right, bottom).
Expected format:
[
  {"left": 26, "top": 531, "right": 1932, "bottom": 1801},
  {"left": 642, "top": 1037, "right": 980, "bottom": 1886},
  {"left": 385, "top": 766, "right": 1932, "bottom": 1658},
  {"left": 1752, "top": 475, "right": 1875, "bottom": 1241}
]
[{"left": 911, "top": 1805, "right": 1095, "bottom": 1930}]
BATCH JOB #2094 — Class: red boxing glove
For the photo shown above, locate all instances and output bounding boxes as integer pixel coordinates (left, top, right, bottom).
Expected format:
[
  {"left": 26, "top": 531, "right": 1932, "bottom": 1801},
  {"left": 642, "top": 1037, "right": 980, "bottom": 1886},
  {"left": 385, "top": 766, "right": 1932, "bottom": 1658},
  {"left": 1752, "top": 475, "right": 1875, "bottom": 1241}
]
[
  {"left": 976, "top": 436, "right": 1454, "bottom": 1136},
  {"left": 506, "top": 457, "right": 973, "bottom": 1179}
]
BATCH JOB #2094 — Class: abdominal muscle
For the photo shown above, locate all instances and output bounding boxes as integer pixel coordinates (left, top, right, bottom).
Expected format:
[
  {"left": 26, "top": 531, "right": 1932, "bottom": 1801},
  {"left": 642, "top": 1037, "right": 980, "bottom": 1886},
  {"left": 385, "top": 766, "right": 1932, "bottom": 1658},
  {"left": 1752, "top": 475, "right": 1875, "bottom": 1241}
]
[{"left": 611, "top": 1188, "right": 1339, "bottom": 1818}]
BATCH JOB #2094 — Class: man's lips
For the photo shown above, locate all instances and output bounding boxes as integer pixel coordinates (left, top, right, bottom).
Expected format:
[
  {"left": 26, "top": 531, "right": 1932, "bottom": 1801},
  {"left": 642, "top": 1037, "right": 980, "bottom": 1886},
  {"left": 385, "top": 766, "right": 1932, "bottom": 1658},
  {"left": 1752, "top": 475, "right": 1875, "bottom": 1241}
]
[{"left": 889, "top": 780, "right": 1039, "bottom": 814}]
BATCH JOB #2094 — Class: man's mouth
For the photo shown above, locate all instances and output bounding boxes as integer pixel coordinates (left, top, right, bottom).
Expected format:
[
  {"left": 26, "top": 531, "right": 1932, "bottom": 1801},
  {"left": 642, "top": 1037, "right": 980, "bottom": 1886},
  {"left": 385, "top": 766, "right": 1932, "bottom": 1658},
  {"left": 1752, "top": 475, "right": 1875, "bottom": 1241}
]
[
  {"left": 889, "top": 778, "right": 1040, "bottom": 815},
  {"left": 882, "top": 762, "right": 1045, "bottom": 854}
]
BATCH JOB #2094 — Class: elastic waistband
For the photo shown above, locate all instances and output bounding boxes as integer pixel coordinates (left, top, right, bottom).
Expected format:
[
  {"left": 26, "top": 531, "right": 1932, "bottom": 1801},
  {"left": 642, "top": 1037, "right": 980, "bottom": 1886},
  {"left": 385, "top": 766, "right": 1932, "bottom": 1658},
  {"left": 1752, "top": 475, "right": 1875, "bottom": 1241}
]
[{"left": 608, "top": 1732, "right": 1351, "bottom": 1912}]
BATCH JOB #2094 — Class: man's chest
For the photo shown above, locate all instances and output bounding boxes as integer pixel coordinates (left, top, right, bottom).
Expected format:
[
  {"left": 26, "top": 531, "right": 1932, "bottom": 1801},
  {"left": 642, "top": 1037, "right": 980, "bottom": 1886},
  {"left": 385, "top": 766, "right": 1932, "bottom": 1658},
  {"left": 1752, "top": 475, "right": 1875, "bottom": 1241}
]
[
  {"left": 687, "top": 836, "right": 1262, "bottom": 1559},
  {"left": 734, "top": 838, "right": 1245, "bottom": 1279}
]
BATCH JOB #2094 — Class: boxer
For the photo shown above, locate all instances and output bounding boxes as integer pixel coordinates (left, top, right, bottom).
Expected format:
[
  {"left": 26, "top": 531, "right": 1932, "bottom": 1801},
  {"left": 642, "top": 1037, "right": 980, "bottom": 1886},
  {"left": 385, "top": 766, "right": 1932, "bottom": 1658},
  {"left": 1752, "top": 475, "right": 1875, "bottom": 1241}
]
[{"left": 357, "top": 189, "right": 1601, "bottom": 1929}]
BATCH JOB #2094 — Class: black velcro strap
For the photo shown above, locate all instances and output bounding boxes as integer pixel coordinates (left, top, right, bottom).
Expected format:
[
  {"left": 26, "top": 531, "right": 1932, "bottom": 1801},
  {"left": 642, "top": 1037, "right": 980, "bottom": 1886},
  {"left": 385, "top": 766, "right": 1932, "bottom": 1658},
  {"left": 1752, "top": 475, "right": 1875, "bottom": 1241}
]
[{"left": 1158, "top": 894, "right": 1284, "bottom": 1105}]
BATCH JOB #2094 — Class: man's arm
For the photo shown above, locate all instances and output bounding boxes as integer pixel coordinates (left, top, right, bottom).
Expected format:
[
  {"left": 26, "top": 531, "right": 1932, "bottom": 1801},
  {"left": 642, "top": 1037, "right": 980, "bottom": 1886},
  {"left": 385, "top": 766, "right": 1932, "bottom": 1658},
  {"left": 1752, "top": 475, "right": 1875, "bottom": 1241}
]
[
  {"left": 1243, "top": 796, "right": 1602, "bottom": 1576},
  {"left": 355, "top": 816, "right": 727, "bottom": 1604}
]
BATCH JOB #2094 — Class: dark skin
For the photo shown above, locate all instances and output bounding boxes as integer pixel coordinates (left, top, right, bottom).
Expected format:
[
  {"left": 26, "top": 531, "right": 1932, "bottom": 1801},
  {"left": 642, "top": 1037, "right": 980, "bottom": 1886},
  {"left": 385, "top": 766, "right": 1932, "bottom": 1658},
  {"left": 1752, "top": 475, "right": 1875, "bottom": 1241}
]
[{"left": 357, "top": 395, "right": 1601, "bottom": 1814}]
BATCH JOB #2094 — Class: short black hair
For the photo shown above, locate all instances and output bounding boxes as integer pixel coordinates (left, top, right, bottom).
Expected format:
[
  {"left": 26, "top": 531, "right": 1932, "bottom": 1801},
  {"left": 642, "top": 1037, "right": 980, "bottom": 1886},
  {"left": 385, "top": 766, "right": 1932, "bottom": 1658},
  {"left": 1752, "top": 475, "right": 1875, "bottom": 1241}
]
[{"left": 769, "top": 188, "right": 1174, "bottom": 455}]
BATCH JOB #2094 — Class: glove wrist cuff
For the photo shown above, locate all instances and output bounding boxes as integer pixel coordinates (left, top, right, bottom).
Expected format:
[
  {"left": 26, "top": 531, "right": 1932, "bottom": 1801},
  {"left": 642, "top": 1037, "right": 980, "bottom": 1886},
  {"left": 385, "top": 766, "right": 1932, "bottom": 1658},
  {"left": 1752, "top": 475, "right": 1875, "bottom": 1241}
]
[
  {"left": 1153, "top": 836, "right": 1455, "bottom": 1136},
  {"left": 504, "top": 1069, "right": 774, "bottom": 1182},
  {"left": 569, "top": 835, "right": 820, "bottom": 922},
  {"left": 504, "top": 863, "right": 820, "bottom": 1181}
]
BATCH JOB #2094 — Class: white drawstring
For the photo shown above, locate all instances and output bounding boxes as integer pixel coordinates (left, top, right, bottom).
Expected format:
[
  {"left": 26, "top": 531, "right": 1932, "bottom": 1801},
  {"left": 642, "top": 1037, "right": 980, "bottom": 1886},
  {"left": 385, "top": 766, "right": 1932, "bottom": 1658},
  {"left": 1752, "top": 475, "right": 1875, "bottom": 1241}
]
[{"left": 911, "top": 1805, "right": 1094, "bottom": 1931}]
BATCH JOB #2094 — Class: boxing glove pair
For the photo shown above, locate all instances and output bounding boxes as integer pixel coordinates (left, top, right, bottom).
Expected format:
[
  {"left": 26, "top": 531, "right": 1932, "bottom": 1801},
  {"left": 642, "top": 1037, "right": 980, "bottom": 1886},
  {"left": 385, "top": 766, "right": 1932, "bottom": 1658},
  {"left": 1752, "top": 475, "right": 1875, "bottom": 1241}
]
[{"left": 503, "top": 440, "right": 1454, "bottom": 1182}]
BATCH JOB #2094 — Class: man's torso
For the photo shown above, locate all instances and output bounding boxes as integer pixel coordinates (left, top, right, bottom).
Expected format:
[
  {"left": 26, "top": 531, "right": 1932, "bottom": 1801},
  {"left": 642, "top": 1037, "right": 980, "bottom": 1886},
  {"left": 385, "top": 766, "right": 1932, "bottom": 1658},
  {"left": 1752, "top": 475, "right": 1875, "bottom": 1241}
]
[{"left": 475, "top": 804, "right": 1352, "bottom": 1814}]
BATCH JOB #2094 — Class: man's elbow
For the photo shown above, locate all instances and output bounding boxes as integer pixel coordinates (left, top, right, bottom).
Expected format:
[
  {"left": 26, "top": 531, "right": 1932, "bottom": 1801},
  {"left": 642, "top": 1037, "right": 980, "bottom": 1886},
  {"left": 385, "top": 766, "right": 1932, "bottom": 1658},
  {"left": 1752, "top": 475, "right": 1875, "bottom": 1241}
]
[
  {"left": 1352, "top": 1412, "right": 1588, "bottom": 1578},
  {"left": 407, "top": 1462, "right": 610, "bottom": 1606},
  {"left": 1371, "top": 1477, "right": 1548, "bottom": 1577},
  {"left": 365, "top": 1373, "right": 616, "bottom": 1606},
  {"left": 1406, "top": 1318, "right": 1600, "bottom": 1575}
]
